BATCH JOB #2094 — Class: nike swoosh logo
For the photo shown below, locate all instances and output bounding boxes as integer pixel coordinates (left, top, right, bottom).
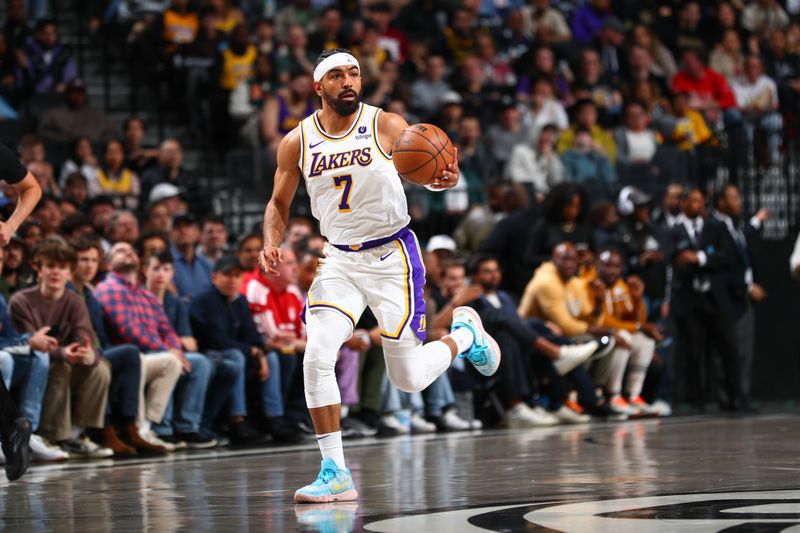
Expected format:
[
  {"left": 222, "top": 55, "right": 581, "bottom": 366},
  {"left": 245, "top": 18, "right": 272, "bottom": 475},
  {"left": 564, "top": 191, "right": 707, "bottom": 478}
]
[
  {"left": 309, "top": 140, "right": 325, "bottom": 149},
  {"left": 379, "top": 251, "right": 395, "bottom": 261}
]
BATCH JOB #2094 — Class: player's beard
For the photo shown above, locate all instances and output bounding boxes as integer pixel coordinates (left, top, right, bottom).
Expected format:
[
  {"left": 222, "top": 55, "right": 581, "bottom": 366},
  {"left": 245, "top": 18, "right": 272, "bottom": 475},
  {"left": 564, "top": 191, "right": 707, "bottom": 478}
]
[{"left": 323, "top": 87, "right": 360, "bottom": 117}]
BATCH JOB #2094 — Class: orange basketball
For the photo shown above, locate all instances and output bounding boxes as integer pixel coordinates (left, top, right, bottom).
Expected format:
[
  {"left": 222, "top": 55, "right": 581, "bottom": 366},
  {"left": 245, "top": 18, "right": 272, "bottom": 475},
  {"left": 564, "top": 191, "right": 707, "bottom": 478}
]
[{"left": 392, "top": 123, "right": 455, "bottom": 186}]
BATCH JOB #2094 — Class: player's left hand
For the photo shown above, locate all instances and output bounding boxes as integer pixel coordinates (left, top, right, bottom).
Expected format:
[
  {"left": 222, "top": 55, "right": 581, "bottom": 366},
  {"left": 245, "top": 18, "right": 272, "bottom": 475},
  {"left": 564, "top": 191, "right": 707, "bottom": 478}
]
[{"left": 427, "top": 147, "right": 459, "bottom": 190}]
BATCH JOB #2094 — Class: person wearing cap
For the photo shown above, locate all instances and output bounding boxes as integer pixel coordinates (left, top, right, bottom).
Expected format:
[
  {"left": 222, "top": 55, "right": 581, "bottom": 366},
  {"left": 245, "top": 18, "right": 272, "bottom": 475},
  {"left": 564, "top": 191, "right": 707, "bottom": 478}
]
[
  {"left": 140, "top": 139, "right": 206, "bottom": 216},
  {"left": 94, "top": 242, "right": 215, "bottom": 449},
  {"left": 37, "top": 78, "right": 120, "bottom": 144},
  {"left": 190, "top": 256, "right": 277, "bottom": 443},
  {"left": 170, "top": 214, "right": 214, "bottom": 301}
]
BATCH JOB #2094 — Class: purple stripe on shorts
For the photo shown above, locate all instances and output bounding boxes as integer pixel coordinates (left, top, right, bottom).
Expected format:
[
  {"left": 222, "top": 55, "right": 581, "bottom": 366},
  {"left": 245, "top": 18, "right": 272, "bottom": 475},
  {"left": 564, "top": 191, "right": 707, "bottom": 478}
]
[{"left": 398, "top": 230, "right": 427, "bottom": 342}]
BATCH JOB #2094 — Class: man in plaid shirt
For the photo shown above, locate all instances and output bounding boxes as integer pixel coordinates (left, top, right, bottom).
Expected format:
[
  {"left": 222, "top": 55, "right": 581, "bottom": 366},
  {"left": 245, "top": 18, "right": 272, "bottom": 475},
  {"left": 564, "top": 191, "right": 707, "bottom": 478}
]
[{"left": 95, "top": 242, "right": 215, "bottom": 448}]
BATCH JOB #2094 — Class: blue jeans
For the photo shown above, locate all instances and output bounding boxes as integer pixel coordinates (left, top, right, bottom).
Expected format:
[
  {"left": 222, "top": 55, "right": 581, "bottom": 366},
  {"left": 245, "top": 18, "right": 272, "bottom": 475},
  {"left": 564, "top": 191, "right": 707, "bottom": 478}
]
[
  {"left": 0, "top": 350, "right": 49, "bottom": 431},
  {"left": 424, "top": 373, "right": 456, "bottom": 417},
  {"left": 102, "top": 345, "right": 141, "bottom": 421},
  {"left": 154, "top": 352, "right": 212, "bottom": 435},
  {"left": 260, "top": 351, "right": 285, "bottom": 417},
  {"left": 202, "top": 349, "right": 246, "bottom": 430}
]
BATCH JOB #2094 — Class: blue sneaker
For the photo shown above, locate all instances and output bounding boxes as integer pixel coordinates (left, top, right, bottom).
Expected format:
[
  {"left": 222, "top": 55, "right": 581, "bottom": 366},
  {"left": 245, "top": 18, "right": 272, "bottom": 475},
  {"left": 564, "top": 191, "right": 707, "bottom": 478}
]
[
  {"left": 451, "top": 306, "right": 501, "bottom": 377},
  {"left": 294, "top": 458, "right": 359, "bottom": 503}
]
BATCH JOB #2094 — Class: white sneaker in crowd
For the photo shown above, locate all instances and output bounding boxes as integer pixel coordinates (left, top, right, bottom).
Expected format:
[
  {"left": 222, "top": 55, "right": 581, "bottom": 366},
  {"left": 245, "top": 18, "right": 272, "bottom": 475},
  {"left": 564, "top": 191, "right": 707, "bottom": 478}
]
[
  {"left": 410, "top": 413, "right": 437, "bottom": 433},
  {"left": 59, "top": 437, "right": 113, "bottom": 459},
  {"left": 506, "top": 403, "right": 559, "bottom": 428},
  {"left": 650, "top": 399, "right": 673, "bottom": 417},
  {"left": 380, "top": 415, "right": 410, "bottom": 434},
  {"left": 139, "top": 428, "right": 176, "bottom": 452},
  {"left": 29, "top": 434, "right": 69, "bottom": 462},
  {"left": 553, "top": 405, "right": 591, "bottom": 424},
  {"left": 554, "top": 341, "right": 598, "bottom": 375}
]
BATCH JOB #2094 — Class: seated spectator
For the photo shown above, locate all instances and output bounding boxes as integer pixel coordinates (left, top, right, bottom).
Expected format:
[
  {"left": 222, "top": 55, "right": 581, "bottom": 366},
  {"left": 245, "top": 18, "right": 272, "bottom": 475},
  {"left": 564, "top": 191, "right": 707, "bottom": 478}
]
[
  {"left": 140, "top": 139, "right": 204, "bottom": 215},
  {"left": 475, "top": 34, "right": 515, "bottom": 87},
  {"left": 30, "top": 195, "right": 60, "bottom": 237},
  {"left": 3, "top": 0, "right": 30, "bottom": 54},
  {"left": 135, "top": 231, "right": 170, "bottom": 265},
  {"left": 143, "top": 198, "right": 173, "bottom": 234},
  {"left": 89, "top": 140, "right": 141, "bottom": 210},
  {"left": 614, "top": 101, "right": 661, "bottom": 165},
  {"left": 672, "top": 49, "right": 741, "bottom": 133},
  {"left": 667, "top": 0, "right": 706, "bottom": 53},
  {"left": 710, "top": 29, "right": 745, "bottom": 83},
  {"left": 352, "top": 22, "right": 391, "bottom": 84},
  {"left": 742, "top": 0, "right": 789, "bottom": 36},
  {"left": 68, "top": 237, "right": 169, "bottom": 456},
  {"left": 588, "top": 201, "right": 622, "bottom": 250},
  {"left": 0, "top": 281, "right": 60, "bottom": 462},
  {"left": 237, "top": 233, "right": 263, "bottom": 272},
  {"left": 597, "top": 16, "right": 626, "bottom": 81},
  {"left": 571, "top": 0, "right": 611, "bottom": 45},
  {"left": 1, "top": 236, "right": 34, "bottom": 300},
  {"left": 147, "top": 251, "right": 261, "bottom": 445},
  {"left": 732, "top": 55, "right": 783, "bottom": 164},
  {"left": 260, "top": 70, "right": 316, "bottom": 156},
  {"left": 19, "top": 221, "right": 43, "bottom": 256},
  {"left": 122, "top": 117, "right": 158, "bottom": 175},
  {"left": 285, "top": 217, "right": 314, "bottom": 257},
  {"left": 94, "top": 242, "right": 215, "bottom": 449},
  {"left": 524, "top": 183, "right": 595, "bottom": 272},
  {"left": 556, "top": 99, "right": 616, "bottom": 162},
  {"left": 170, "top": 214, "right": 213, "bottom": 301},
  {"left": 8, "top": 239, "right": 113, "bottom": 458},
  {"left": 456, "top": 115, "right": 492, "bottom": 188},
  {"left": 273, "top": 24, "right": 315, "bottom": 83},
  {"left": 275, "top": 0, "right": 317, "bottom": 43},
  {"left": 215, "top": 24, "right": 257, "bottom": 143},
  {"left": 520, "top": 0, "right": 571, "bottom": 43},
  {"left": 561, "top": 127, "right": 616, "bottom": 189},
  {"left": 522, "top": 78, "right": 569, "bottom": 142},
  {"left": 37, "top": 79, "right": 120, "bottom": 143},
  {"left": 485, "top": 98, "right": 531, "bottom": 175},
  {"left": 240, "top": 248, "right": 306, "bottom": 442},
  {"left": 15, "top": 18, "right": 77, "bottom": 94},
  {"left": 308, "top": 7, "right": 346, "bottom": 55},
  {"left": 107, "top": 209, "right": 140, "bottom": 245},
  {"left": 87, "top": 195, "right": 115, "bottom": 240},
  {"left": 409, "top": 55, "right": 452, "bottom": 121},
  {"left": 158, "top": 0, "right": 198, "bottom": 59},
  {"left": 367, "top": 1, "right": 408, "bottom": 62},
  {"left": 62, "top": 172, "right": 87, "bottom": 207},
  {"left": 27, "top": 160, "right": 59, "bottom": 198},
  {"left": 505, "top": 123, "right": 564, "bottom": 197},
  {"left": 763, "top": 29, "right": 800, "bottom": 114},
  {"left": 209, "top": 0, "right": 245, "bottom": 36},
  {"left": 19, "top": 136, "right": 55, "bottom": 189},
  {"left": 196, "top": 215, "right": 227, "bottom": 264},
  {"left": 629, "top": 24, "right": 677, "bottom": 81},
  {"left": 573, "top": 48, "right": 623, "bottom": 125},
  {"left": 59, "top": 137, "right": 100, "bottom": 188},
  {"left": 59, "top": 213, "right": 94, "bottom": 241},
  {"left": 595, "top": 248, "right": 662, "bottom": 415},
  {"left": 669, "top": 92, "right": 714, "bottom": 150}
]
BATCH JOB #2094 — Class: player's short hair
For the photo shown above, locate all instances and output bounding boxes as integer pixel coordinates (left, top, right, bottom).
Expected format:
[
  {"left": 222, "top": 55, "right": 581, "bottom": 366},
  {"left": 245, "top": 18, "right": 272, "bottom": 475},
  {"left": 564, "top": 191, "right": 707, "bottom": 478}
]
[
  {"left": 31, "top": 237, "right": 76, "bottom": 268},
  {"left": 314, "top": 48, "right": 354, "bottom": 70}
]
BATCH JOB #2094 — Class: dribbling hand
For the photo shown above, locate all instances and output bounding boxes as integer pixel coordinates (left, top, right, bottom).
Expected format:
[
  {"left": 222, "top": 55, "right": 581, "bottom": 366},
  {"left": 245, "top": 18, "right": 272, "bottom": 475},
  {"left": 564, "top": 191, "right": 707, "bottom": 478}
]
[
  {"left": 427, "top": 147, "right": 459, "bottom": 191},
  {"left": 259, "top": 245, "right": 284, "bottom": 276}
]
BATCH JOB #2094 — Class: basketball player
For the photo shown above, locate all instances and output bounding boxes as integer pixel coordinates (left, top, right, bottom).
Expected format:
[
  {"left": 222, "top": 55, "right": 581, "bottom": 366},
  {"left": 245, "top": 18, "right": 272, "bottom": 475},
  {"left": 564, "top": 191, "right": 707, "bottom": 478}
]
[
  {"left": 0, "top": 141, "right": 44, "bottom": 481},
  {"left": 258, "top": 49, "right": 501, "bottom": 503}
]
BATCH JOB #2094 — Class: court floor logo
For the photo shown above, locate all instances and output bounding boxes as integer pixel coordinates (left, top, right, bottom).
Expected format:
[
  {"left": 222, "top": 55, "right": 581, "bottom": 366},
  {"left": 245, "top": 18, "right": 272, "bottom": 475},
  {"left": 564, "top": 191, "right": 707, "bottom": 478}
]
[{"left": 364, "top": 489, "right": 800, "bottom": 532}]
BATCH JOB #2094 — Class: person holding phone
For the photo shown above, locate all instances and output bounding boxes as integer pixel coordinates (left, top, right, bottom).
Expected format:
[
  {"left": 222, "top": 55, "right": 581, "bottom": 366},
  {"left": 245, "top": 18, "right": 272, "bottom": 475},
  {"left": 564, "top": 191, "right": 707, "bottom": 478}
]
[
  {"left": 0, "top": 141, "right": 43, "bottom": 480},
  {"left": 9, "top": 239, "right": 113, "bottom": 459}
]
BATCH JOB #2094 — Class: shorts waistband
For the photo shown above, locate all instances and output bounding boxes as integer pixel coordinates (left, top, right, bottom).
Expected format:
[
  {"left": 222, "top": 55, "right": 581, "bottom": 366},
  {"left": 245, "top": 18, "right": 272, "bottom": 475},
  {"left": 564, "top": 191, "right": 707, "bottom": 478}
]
[{"left": 331, "top": 227, "right": 410, "bottom": 252}]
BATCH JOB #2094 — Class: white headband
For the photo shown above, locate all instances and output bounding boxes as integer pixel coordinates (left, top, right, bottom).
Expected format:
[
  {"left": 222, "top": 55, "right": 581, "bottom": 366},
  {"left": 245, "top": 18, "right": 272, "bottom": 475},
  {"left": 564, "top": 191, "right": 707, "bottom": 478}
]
[{"left": 313, "top": 53, "right": 360, "bottom": 82}]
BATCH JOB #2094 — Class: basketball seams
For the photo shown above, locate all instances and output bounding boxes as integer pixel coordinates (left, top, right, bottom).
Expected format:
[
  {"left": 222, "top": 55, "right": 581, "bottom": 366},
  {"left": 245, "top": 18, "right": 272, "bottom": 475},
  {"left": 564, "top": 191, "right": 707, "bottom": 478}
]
[{"left": 392, "top": 124, "right": 455, "bottom": 185}]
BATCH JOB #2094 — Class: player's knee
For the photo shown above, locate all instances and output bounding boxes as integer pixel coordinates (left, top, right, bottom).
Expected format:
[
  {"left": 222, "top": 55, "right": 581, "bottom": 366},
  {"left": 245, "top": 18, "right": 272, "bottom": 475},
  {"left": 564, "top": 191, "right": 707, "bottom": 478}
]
[
  {"left": 386, "top": 362, "right": 426, "bottom": 393},
  {"left": 303, "top": 351, "right": 338, "bottom": 397}
]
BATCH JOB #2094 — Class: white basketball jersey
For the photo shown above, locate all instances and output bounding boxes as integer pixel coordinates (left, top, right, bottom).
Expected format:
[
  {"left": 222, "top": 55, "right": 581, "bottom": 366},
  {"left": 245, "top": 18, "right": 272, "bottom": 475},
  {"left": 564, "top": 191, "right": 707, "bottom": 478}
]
[{"left": 298, "top": 103, "right": 410, "bottom": 245}]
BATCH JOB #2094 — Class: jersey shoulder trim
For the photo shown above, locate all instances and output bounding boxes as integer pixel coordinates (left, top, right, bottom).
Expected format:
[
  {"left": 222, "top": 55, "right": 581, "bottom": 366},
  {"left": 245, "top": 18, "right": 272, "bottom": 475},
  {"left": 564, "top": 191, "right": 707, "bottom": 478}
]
[
  {"left": 372, "top": 107, "right": 392, "bottom": 161},
  {"left": 311, "top": 103, "right": 364, "bottom": 142},
  {"left": 298, "top": 121, "right": 306, "bottom": 171}
]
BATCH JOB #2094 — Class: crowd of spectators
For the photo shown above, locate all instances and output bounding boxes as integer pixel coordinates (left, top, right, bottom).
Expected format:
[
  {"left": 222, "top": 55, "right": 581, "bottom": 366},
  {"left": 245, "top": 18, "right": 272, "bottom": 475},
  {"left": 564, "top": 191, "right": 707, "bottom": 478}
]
[{"left": 0, "top": 0, "right": 796, "bottom": 461}]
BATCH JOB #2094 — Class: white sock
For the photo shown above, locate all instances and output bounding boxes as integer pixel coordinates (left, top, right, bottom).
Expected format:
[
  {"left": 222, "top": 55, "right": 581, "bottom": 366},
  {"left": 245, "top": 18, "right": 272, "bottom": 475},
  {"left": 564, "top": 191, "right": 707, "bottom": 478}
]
[
  {"left": 70, "top": 426, "right": 82, "bottom": 440},
  {"left": 317, "top": 431, "right": 346, "bottom": 470},
  {"left": 449, "top": 327, "right": 475, "bottom": 354},
  {"left": 340, "top": 405, "right": 350, "bottom": 419}
]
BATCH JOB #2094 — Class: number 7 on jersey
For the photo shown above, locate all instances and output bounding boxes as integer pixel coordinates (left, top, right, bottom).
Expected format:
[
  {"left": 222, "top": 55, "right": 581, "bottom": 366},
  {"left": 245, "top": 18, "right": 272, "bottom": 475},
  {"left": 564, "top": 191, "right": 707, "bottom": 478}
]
[{"left": 333, "top": 174, "right": 353, "bottom": 212}]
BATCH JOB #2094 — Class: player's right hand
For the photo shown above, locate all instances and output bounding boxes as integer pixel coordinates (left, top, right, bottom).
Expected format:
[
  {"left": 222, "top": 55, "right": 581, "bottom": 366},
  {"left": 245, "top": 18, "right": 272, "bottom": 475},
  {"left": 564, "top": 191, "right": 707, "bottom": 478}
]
[{"left": 259, "top": 245, "right": 284, "bottom": 276}]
